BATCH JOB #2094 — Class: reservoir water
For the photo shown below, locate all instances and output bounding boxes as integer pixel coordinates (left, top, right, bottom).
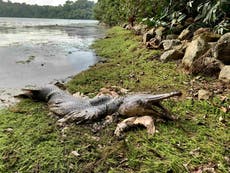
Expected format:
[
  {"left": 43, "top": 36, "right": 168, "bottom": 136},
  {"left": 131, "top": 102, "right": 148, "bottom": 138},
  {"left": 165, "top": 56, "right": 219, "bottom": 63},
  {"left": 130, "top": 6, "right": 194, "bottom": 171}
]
[{"left": 0, "top": 17, "right": 105, "bottom": 88}]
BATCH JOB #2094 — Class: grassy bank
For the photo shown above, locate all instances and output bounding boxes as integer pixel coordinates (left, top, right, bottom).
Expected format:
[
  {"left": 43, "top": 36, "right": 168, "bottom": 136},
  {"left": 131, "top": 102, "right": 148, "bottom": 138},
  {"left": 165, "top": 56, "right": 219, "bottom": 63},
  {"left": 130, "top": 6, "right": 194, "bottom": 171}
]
[{"left": 0, "top": 27, "right": 229, "bottom": 173}]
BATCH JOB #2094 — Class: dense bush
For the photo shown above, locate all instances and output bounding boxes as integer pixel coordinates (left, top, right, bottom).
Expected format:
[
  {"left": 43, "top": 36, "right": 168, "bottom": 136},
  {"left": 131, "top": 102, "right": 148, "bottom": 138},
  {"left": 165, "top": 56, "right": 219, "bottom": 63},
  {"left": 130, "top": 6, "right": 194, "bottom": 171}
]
[
  {"left": 94, "top": 0, "right": 229, "bottom": 33},
  {"left": 93, "top": 0, "right": 166, "bottom": 26}
]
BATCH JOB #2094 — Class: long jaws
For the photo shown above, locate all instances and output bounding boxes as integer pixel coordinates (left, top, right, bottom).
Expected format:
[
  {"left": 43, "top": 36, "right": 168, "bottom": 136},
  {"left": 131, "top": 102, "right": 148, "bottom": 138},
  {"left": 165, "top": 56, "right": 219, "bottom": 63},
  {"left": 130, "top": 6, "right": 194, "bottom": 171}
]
[
  {"left": 142, "top": 91, "right": 182, "bottom": 103},
  {"left": 142, "top": 91, "right": 182, "bottom": 121}
]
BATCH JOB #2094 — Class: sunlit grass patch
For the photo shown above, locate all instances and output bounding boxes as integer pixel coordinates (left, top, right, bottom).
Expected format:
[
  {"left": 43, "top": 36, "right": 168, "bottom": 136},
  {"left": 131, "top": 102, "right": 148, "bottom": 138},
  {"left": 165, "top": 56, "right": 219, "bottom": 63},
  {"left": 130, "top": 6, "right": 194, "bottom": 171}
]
[{"left": 67, "top": 26, "right": 188, "bottom": 95}]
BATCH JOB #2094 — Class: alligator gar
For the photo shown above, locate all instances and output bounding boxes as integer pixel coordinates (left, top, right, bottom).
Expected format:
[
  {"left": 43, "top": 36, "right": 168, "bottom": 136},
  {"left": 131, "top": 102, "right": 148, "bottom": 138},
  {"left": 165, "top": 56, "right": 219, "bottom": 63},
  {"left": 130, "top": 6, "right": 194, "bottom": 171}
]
[{"left": 20, "top": 85, "right": 182, "bottom": 136}]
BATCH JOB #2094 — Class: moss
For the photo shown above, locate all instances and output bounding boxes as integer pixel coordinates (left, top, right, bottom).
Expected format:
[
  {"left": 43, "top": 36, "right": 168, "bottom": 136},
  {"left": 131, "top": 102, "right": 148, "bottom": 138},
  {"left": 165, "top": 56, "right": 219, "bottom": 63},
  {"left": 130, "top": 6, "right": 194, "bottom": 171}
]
[{"left": 0, "top": 26, "right": 229, "bottom": 172}]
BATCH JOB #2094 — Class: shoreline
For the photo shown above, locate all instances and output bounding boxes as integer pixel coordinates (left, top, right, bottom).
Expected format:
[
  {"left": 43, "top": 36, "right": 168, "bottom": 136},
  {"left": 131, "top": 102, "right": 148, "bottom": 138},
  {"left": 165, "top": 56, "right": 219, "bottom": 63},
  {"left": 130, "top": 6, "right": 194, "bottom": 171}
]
[{"left": 0, "top": 51, "right": 99, "bottom": 108}]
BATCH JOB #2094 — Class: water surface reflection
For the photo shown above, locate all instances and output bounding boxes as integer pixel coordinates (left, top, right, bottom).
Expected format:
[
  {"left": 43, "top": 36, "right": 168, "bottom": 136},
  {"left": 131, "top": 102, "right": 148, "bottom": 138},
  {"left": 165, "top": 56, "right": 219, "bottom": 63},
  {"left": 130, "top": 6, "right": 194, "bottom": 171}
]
[{"left": 0, "top": 17, "right": 105, "bottom": 88}]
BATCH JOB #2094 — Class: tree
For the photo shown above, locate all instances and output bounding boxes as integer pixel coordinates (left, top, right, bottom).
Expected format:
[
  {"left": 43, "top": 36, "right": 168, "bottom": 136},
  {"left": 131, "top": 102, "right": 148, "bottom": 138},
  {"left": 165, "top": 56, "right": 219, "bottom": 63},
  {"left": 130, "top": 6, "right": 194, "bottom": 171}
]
[
  {"left": 93, "top": 0, "right": 229, "bottom": 33},
  {"left": 0, "top": 0, "right": 95, "bottom": 19}
]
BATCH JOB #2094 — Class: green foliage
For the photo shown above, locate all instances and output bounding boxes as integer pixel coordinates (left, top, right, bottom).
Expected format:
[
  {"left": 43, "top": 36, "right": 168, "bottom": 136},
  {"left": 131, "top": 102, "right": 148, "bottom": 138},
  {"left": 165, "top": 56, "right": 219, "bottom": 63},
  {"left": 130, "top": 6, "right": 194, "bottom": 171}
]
[
  {"left": 143, "top": 0, "right": 229, "bottom": 33},
  {"left": 0, "top": 0, "right": 95, "bottom": 19},
  {"left": 93, "top": 0, "right": 124, "bottom": 26},
  {"left": 196, "top": 0, "right": 230, "bottom": 34},
  {"left": 93, "top": 0, "right": 229, "bottom": 33},
  {"left": 94, "top": 0, "right": 163, "bottom": 26}
]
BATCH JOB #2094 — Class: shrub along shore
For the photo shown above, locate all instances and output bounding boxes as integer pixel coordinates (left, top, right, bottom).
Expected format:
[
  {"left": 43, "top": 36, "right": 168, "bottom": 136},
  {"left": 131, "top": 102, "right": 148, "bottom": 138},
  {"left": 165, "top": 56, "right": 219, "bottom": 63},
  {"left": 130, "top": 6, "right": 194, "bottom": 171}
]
[{"left": 0, "top": 27, "right": 229, "bottom": 172}]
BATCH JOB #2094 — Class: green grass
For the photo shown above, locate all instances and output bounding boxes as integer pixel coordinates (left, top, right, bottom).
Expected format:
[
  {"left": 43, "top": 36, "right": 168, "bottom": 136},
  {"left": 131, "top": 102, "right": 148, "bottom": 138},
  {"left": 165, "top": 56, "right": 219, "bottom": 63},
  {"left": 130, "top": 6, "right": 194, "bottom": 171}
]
[
  {"left": 66, "top": 27, "right": 188, "bottom": 95},
  {"left": 0, "top": 26, "right": 229, "bottom": 173}
]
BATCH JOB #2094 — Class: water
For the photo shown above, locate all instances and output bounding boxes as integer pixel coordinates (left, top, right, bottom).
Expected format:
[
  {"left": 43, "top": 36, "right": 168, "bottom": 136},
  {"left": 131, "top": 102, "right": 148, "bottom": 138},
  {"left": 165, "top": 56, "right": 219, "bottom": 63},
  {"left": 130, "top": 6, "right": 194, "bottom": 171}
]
[{"left": 0, "top": 17, "right": 105, "bottom": 88}]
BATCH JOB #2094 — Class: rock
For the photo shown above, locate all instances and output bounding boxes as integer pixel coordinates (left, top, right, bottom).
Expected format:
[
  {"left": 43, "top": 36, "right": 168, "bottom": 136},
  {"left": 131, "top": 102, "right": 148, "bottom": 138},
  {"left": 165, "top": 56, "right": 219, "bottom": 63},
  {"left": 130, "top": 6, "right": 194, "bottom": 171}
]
[
  {"left": 133, "top": 25, "right": 142, "bottom": 34},
  {"left": 189, "top": 48, "right": 223, "bottom": 76},
  {"left": 166, "top": 34, "right": 178, "bottom": 40},
  {"left": 122, "top": 23, "right": 128, "bottom": 28},
  {"left": 219, "top": 65, "right": 230, "bottom": 83},
  {"left": 133, "top": 24, "right": 147, "bottom": 35},
  {"left": 143, "top": 28, "right": 156, "bottom": 44},
  {"left": 160, "top": 49, "right": 184, "bottom": 62},
  {"left": 213, "top": 32, "right": 230, "bottom": 65},
  {"left": 194, "top": 28, "right": 211, "bottom": 36},
  {"left": 147, "top": 28, "right": 155, "bottom": 35},
  {"left": 162, "top": 39, "right": 181, "bottom": 51},
  {"left": 146, "top": 37, "right": 162, "bottom": 49},
  {"left": 182, "top": 36, "right": 209, "bottom": 69},
  {"left": 193, "top": 31, "right": 220, "bottom": 42},
  {"left": 125, "top": 24, "right": 132, "bottom": 30},
  {"left": 189, "top": 55, "right": 222, "bottom": 76},
  {"left": 155, "top": 26, "right": 166, "bottom": 38},
  {"left": 143, "top": 33, "right": 155, "bottom": 44},
  {"left": 208, "top": 42, "right": 216, "bottom": 50},
  {"left": 173, "top": 40, "right": 188, "bottom": 53},
  {"left": 198, "top": 89, "right": 212, "bottom": 100},
  {"left": 178, "top": 28, "right": 192, "bottom": 40}
]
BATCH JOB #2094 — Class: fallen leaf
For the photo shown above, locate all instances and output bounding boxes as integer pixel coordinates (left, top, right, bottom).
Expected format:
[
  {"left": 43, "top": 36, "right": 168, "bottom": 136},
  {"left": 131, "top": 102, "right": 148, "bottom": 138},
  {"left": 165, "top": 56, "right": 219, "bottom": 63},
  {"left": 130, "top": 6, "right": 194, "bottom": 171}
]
[
  {"left": 220, "top": 107, "right": 227, "bottom": 113},
  {"left": 220, "top": 96, "right": 227, "bottom": 102},
  {"left": 71, "top": 151, "right": 80, "bottom": 157},
  {"left": 189, "top": 147, "right": 200, "bottom": 156}
]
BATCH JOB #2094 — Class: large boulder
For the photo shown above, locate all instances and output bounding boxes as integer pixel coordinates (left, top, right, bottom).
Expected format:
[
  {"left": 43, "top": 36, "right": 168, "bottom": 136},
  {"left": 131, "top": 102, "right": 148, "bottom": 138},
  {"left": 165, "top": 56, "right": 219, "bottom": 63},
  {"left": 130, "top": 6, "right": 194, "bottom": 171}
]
[
  {"left": 160, "top": 49, "right": 184, "bottom": 62},
  {"left": 162, "top": 39, "right": 181, "bottom": 51},
  {"left": 189, "top": 54, "right": 223, "bottom": 76},
  {"left": 219, "top": 65, "right": 230, "bottom": 83},
  {"left": 213, "top": 32, "right": 230, "bottom": 65},
  {"left": 182, "top": 36, "right": 209, "bottom": 69},
  {"left": 193, "top": 31, "right": 220, "bottom": 42}
]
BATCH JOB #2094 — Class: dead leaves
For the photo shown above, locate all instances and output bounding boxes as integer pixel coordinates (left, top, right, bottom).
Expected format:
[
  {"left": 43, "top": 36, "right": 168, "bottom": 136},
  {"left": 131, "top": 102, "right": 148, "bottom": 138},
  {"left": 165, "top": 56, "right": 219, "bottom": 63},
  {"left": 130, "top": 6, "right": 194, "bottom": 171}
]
[{"left": 191, "top": 162, "right": 217, "bottom": 173}]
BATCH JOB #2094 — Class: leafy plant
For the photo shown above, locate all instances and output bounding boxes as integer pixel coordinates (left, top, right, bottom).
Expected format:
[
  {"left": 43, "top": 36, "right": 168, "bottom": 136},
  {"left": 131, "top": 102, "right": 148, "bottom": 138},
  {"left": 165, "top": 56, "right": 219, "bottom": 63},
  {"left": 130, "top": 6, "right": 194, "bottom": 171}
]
[
  {"left": 196, "top": 0, "right": 229, "bottom": 33},
  {"left": 197, "top": 0, "right": 221, "bottom": 24},
  {"left": 214, "top": 19, "right": 230, "bottom": 34}
]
